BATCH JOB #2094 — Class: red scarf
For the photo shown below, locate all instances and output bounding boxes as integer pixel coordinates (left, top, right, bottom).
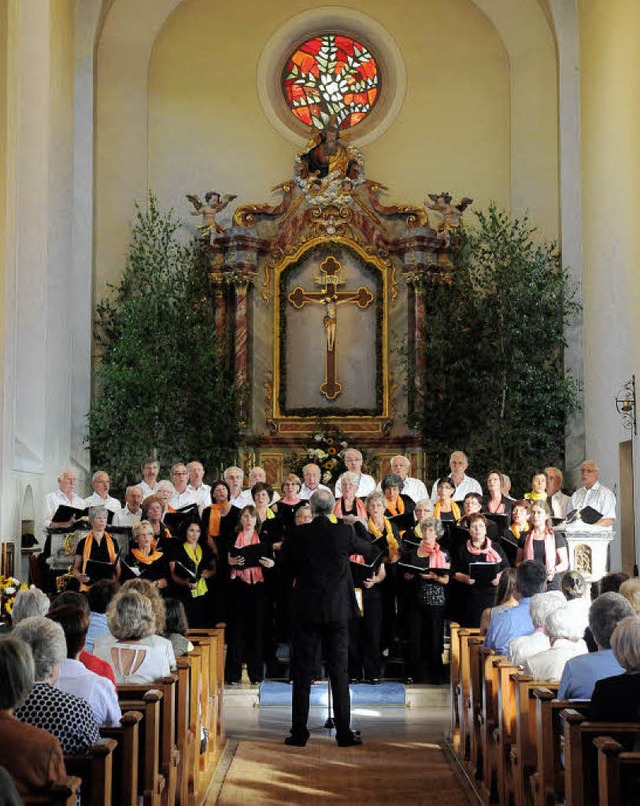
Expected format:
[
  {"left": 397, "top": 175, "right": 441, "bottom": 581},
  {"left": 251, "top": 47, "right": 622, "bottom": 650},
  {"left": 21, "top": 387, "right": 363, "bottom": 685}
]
[
  {"left": 334, "top": 497, "right": 367, "bottom": 520},
  {"left": 523, "top": 529, "right": 556, "bottom": 575},
  {"left": 231, "top": 530, "right": 264, "bottom": 584},
  {"left": 466, "top": 537, "right": 503, "bottom": 564},
  {"left": 417, "top": 541, "right": 448, "bottom": 568}
]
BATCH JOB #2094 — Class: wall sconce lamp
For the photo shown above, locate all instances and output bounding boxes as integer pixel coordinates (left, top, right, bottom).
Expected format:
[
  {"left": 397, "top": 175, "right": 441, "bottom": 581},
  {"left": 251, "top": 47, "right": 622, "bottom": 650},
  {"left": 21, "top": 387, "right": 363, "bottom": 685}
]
[{"left": 615, "top": 375, "right": 637, "bottom": 435}]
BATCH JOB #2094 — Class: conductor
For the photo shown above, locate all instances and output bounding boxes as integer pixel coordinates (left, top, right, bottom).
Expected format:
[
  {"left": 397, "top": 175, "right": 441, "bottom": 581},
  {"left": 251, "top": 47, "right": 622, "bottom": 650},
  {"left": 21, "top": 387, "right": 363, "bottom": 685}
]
[{"left": 279, "top": 488, "right": 377, "bottom": 747}]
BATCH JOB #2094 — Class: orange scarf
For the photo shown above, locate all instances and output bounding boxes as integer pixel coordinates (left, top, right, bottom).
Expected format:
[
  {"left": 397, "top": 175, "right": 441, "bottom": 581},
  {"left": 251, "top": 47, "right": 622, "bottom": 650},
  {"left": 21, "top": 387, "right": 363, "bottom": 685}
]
[
  {"left": 385, "top": 495, "right": 405, "bottom": 517},
  {"left": 367, "top": 516, "right": 399, "bottom": 561},
  {"left": 81, "top": 532, "right": 116, "bottom": 590},
  {"left": 510, "top": 524, "right": 530, "bottom": 540},
  {"left": 208, "top": 503, "right": 228, "bottom": 538},
  {"left": 523, "top": 529, "right": 556, "bottom": 576},
  {"left": 132, "top": 547, "right": 163, "bottom": 565},
  {"left": 466, "top": 537, "right": 503, "bottom": 564},
  {"left": 334, "top": 497, "right": 367, "bottom": 520},
  {"left": 434, "top": 500, "right": 461, "bottom": 521}
]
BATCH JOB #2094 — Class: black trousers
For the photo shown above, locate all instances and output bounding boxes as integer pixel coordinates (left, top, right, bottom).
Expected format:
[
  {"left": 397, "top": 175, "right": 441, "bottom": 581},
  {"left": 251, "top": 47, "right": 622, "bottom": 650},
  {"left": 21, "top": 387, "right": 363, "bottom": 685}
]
[
  {"left": 224, "top": 579, "right": 266, "bottom": 683},
  {"left": 290, "top": 618, "right": 351, "bottom": 741},
  {"left": 406, "top": 604, "right": 445, "bottom": 682},
  {"left": 348, "top": 592, "right": 382, "bottom": 681}
]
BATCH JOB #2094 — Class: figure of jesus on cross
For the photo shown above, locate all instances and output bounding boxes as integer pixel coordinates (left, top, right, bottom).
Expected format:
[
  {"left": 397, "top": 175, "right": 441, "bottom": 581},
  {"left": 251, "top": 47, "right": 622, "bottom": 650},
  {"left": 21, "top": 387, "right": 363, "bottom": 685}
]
[{"left": 288, "top": 256, "right": 374, "bottom": 400}]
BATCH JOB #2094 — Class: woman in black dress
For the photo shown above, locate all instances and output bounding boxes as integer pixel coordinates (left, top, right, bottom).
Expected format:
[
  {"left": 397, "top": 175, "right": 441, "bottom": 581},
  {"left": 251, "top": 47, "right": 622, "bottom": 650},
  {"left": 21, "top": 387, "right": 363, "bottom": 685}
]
[
  {"left": 270, "top": 474, "right": 304, "bottom": 538},
  {"left": 400, "top": 516, "right": 450, "bottom": 683},
  {"left": 200, "top": 480, "right": 240, "bottom": 621},
  {"left": 122, "top": 520, "right": 170, "bottom": 591},
  {"left": 453, "top": 513, "right": 509, "bottom": 628},
  {"left": 515, "top": 501, "right": 568, "bottom": 590},
  {"left": 169, "top": 519, "right": 216, "bottom": 628}
]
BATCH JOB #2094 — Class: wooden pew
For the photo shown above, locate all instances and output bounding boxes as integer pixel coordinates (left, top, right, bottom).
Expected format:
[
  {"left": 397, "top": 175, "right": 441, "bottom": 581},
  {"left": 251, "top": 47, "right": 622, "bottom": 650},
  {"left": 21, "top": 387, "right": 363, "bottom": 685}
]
[
  {"left": 594, "top": 735, "right": 640, "bottom": 806},
  {"left": 468, "top": 636, "right": 486, "bottom": 780},
  {"left": 458, "top": 628, "right": 482, "bottom": 762},
  {"left": 175, "top": 658, "right": 192, "bottom": 806},
  {"left": 181, "top": 649, "right": 204, "bottom": 805},
  {"left": 449, "top": 622, "right": 462, "bottom": 752},
  {"left": 481, "top": 650, "right": 506, "bottom": 800},
  {"left": 495, "top": 660, "right": 522, "bottom": 805},
  {"left": 118, "top": 676, "right": 179, "bottom": 806},
  {"left": 530, "top": 687, "right": 583, "bottom": 806},
  {"left": 188, "top": 627, "right": 226, "bottom": 753},
  {"left": 118, "top": 688, "right": 165, "bottom": 806},
  {"left": 22, "top": 776, "right": 82, "bottom": 806},
  {"left": 65, "top": 738, "right": 117, "bottom": 806},
  {"left": 100, "top": 710, "right": 143, "bottom": 806},
  {"left": 561, "top": 708, "right": 640, "bottom": 806}
]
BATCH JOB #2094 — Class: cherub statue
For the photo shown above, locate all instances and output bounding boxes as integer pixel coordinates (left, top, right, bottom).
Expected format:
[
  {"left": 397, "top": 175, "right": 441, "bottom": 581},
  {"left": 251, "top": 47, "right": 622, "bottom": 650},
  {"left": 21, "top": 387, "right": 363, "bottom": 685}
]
[
  {"left": 425, "top": 192, "right": 473, "bottom": 246},
  {"left": 186, "top": 191, "right": 237, "bottom": 244}
]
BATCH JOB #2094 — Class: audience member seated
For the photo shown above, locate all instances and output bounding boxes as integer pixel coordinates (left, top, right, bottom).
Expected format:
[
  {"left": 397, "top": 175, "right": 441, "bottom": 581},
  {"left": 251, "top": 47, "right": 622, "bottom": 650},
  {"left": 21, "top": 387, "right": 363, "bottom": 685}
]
[
  {"left": 93, "top": 589, "right": 172, "bottom": 684},
  {"left": 85, "top": 580, "right": 118, "bottom": 653},
  {"left": 51, "top": 588, "right": 117, "bottom": 685},
  {"left": 479, "top": 567, "right": 518, "bottom": 636},
  {"left": 558, "top": 592, "right": 634, "bottom": 700},
  {"left": 515, "top": 501, "right": 568, "bottom": 590},
  {"left": 112, "top": 484, "right": 144, "bottom": 527},
  {"left": 588, "top": 614, "right": 640, "bottom": 721},
  {"left": 11, "top": 587, "right": 50, "bottom": 626},
  {"left": 83, "top": 470, "right": 121, "bottom": 514},
  {"left": 117, "top": 579, "right": 177, "bottom": 669},
  {"left": 163, "top": 598, "right": 193, "bottom": 658},
  {"left": 73, "top": 505, "right": 121, "bottom": 591},
  {"left": 484, "top": 560, "right": 548, "bottom": 654},
  {"left": 431, "top": 450, "right": 482, "bottom": 503},
  {"left": 509, "top": 591, "right": 566, "bottom": 667},
  {"left": 452, "top": 513, "right": 509, "bottom": 628},
  {"left": 334, "top": 449, "right": 376, "bottom": 499},
  {"left": 600, "top": 571, "right": 630, "bottom": 595},
  {"left": 388, "top": 455, "right": 429, "bottom": 504},
  {"left": 524, "top": 606, "right": 588, "bottom": 680},
  {"left": 433, "top": 477, "right": 460, "bottom": 523},
  {"left": 0, "top": 635, "right": 67, "bottom": 797},
  {"left": 47, "top": 605, "right": 121, "bottom": 726},
  {"left": 138, "top": 456, "right": 160, "bottom": 499},
  {"left": 561, "top": 570, "right": 590, "bottom": 631},
  {"left": 13, "top": 617, "right": 100, "bottom": 753},
  {"left": 619, "top": 577, "right": 640, "bottom": 614}
]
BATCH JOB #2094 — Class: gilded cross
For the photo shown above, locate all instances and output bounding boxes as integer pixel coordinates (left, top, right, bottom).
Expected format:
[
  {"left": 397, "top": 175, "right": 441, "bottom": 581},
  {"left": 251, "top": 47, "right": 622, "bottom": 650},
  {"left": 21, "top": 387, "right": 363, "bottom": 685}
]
[{"left": 288, "top": 256, "right": 374, "bottom": 400}]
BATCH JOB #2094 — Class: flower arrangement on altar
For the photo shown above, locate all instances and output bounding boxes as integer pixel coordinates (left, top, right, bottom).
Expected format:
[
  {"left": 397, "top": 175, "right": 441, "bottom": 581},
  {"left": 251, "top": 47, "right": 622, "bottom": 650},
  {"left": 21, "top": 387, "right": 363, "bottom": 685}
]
[
  {"left": 287, "top": 423, "right": 369, "bottom": 488},
  {"left": 0, "top": 575, "right": 29, "bottom": 621}
]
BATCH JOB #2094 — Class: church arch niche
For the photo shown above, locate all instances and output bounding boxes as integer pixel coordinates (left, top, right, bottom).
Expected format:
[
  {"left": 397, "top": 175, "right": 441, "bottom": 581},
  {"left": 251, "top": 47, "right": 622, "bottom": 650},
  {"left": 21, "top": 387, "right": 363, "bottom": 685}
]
[{"left": 270, "top": 236, "right": 391, "bottom": 434}]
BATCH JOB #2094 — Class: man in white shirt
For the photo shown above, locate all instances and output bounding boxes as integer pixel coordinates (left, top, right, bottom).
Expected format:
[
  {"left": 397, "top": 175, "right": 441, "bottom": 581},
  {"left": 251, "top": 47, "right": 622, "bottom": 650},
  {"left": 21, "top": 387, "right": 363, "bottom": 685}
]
[
  {"left": 112, "top": 485, "right": 144, "bottom": 527},
  {"left": 299, "top": 463, "right": 332, "bottom": 500},
  {"left": 187, "top": 461, "right": 212, "bottom": 509},
  {"left": 431, "top": 451, "right": 482, "bottom": 503},
  {"left": 84, "top": 470, "right": 121, "bottom": 514},
  {"left": 236, "top": 466, "right": 281, "bottom": 507},
  {"left": 138, "top": 457, "right": 160, "bottom": 499},
  {"left": 569, "top": 460, "right": 616, "bottom": 527},
  {"left": 383, "top": 455, "right": 429, "bottom": 504},
  {"left": 224, "top": 465, "right": 246, "bottom": 507},
  {"left": 334, "top": 449, "right": 376, "bottom": 498},
  {"left": 168, "top": 464, "right": 198, "bottom": 510},
  {"left": 44, "top": 468, "right": 87, "bottom": 528},
  {"left": 545, "top": 466, "right": 572, "bottom": 518}
]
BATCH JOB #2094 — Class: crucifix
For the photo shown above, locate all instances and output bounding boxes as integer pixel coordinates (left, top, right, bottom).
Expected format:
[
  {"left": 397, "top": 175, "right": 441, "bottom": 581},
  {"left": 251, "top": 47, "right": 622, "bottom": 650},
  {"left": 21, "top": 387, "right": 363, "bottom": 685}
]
[{"left": 288, "top": 255, "right": 374, "bottom": 400}]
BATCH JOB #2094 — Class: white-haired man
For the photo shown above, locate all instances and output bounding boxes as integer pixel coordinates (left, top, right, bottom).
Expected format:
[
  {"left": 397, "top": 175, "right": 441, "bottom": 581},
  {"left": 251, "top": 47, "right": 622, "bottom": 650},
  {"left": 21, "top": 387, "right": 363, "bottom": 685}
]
[
  {"left": 334, "top": 449, "right": 375, "bottom": 499},
  {"left": 84, "top": 471, "right": 121, "bottom": 514},
  {"left": 236, "top": 466, "right": 281, "bottom": 507},
  {"left": 299, "top": 463, "right": 332, "bottom": 500},
  {"left": 430, "top": 451, "right": 482, "bottom": 503},
  {"left": 44, "top": 468, "right": 87, "bottom": 528},
  {"left": 223, "top": 465, "right": 245, "bottom": 508},
  {"left": 545, "top": 466, "right": 572, "bottom": 518},
  {"left": 377, "top": 455, "right": 429, "bottom": 504},
  {"left": 187, "top": 461, "right": 212, "bottom": 509},
  {"left": 569, "top": 460, "right": 616, "bottom": 528},
  {"left": 112, "top": 485, "right": 144, "bottom": 527}
]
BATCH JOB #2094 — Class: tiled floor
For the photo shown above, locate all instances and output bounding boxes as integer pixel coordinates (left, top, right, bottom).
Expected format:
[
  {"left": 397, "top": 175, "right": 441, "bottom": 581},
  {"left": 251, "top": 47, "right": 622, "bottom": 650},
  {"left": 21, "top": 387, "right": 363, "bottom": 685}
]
[{"left": 224, "top": 682, "right": 451, "bottom": 745}]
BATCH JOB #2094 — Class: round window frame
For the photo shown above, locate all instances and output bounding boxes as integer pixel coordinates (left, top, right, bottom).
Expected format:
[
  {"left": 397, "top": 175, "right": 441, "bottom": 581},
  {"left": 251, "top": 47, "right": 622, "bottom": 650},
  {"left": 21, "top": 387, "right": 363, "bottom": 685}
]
[{"left": 257, "top": 7, "right": 406, "bottom": 148}]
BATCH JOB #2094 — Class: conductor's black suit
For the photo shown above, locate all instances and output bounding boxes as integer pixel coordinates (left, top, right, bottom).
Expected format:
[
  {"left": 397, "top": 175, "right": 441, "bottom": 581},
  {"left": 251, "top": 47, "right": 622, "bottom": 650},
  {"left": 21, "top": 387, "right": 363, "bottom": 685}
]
[{"left": 279, "top": 514, "right": 376, "bottom": 745}]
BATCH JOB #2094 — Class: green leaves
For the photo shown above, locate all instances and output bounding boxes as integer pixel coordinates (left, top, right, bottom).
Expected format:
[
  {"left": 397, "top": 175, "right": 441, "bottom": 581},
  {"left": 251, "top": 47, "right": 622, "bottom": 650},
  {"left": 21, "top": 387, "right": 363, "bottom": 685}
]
[
  {"left": 415, "top": 204, "right": 580, "bottom": 493},
  {"left": 87, "top": 193, "right": 240, "bottom": 493}
]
